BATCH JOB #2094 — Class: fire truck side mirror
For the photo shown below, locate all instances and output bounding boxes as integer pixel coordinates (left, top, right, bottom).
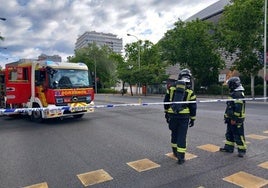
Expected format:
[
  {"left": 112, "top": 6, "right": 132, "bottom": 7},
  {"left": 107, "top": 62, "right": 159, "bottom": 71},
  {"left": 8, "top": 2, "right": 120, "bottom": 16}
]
[{"left": 46, "top": 66, "right": 57, "bottom": 77}]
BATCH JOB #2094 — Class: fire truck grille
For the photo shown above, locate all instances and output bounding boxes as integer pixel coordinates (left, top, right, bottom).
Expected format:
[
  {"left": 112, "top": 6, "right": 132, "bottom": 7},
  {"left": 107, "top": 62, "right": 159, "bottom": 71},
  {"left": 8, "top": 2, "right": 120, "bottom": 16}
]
[{"left": 55, "top": 96, "right": 91, "bottom": 106}]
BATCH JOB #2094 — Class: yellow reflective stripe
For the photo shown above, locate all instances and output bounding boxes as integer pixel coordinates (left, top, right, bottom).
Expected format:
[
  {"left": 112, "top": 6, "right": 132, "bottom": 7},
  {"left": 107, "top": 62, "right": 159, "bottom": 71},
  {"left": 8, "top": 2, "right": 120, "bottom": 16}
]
[
  {"left": 225, "top": 140, "right": 235, "bottom": 146},
  {"left": 190, "top": 116, "right": 196, "bottom": 120},
  {"left": 241, "top": 102, "right": 246, "bottom": 118},
  {"left": 186, "top": 89, "right": 191, "bottom": 100},
  {"left": 169, "top": 87, "right": 176, "bottom": 101},
  {"left": 235, "top": 100, "right": 243, "bottom": 104},
  {"left": 237, "top": 145, "right": 247, "bottom": 150},
  {"left": 190, "top": 96, "right": 196, "bottom": 100},
  {"left": 237, "top": 136, "right": 247, "bottom": 150},
  {"left": 167, "top": 108, "right": 190, "bottom": 113},
  {"left": 171, "top": 143, "right": 177, "bottom": 148},
  {"left": 234, "top": 112, "right": 240, "bottom": 116},
  {"left": 176, "top": 85, "right": 185, "bottom": 89},
  {"left": 177, "top": 147, "right": 186, "bottom": 153},
  {"left": 166, "top": 89, "right": 170, "bottom": 94},
  {"left": 179, "top": 108, "right": 190, "bottom": 114},
  {"left": 167, "top": 108, "right": 174, "bottom": 113}
]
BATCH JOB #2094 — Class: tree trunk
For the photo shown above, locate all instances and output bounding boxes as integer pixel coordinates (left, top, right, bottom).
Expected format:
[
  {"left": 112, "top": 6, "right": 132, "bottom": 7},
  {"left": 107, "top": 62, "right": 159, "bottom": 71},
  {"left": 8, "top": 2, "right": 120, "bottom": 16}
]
[
  {"left": 250, "top": 74, "right": 255, "bottom": 97},
  {"left": 121, "top": 81, "right": 125, "bottom": 96},
  {"left": 130, "top": 85, "right": 133, "bottom": 96}
]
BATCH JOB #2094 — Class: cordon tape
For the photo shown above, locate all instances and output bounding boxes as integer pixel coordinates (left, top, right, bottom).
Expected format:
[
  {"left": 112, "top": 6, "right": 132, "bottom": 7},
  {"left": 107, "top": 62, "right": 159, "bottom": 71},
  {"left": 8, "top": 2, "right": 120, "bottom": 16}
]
[{"left": 0, "top": 97, "right": 267, "bottom": 116}]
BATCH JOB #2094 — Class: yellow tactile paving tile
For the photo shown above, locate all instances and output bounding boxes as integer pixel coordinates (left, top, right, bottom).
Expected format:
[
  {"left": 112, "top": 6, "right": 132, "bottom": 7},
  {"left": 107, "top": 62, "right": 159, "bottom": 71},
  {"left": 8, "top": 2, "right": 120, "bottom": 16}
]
[
  {"left": 77, "top": 169, "right": 113, "bottom": 187},
  {"left": 23, "top": 182, "right": 48, "bottom": 188},
  {"left": 185, "top": 152, "right": 198, "bottom": 160},
  {"left": 246, "top": 134, "right": 268, "bottom": 140},
  {"left": 127, "top": 158, "right": 160, "bottom": 172},
  {"left": 197, "top": 144, "right": 220, "bottom": 152},
  {"left": 165, "top": 152, "right": 198, "bottom": 161},
  {"left": 258, "top": 161, "right": 268, "bottom": 169},
  {"left": 165, "top": 152, "right": 177, "bottom": 160},
  {"left": 223, "top": 171, "right": 268, "bottom": 188}
]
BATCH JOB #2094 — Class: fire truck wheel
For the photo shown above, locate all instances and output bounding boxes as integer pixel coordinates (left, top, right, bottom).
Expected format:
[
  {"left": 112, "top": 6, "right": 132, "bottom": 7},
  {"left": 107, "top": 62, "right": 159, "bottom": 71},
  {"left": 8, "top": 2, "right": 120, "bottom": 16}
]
[
  {"left": 73, "top": 114, "right": 84, "bottom": 119},
  {"left": 31, "top": 104, "right": 43, "bottom": 122}
]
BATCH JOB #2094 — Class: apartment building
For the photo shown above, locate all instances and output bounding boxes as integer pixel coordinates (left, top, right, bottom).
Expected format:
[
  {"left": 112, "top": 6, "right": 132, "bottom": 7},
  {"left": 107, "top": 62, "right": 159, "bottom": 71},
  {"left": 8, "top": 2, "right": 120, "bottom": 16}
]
[
  {"left": 38, "top": 54, "right": 62, "bottom": 62},
  {"left": 75, "top": 31, "right": 123, "bottom": 54}
]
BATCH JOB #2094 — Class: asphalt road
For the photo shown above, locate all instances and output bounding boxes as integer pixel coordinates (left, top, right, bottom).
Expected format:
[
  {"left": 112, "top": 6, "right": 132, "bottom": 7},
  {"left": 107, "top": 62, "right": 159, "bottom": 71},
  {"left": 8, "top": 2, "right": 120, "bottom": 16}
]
[{"left": 0, "top": 94, "right": 267, "bottom": 188}]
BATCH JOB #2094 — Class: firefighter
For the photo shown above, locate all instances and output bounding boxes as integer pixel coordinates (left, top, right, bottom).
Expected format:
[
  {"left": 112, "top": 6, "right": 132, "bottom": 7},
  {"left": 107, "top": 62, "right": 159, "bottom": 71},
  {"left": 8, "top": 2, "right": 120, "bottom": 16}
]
[
  {"left": 164, "top": 69, "right": 197, "bottom": 164},
  {"left": 219, "top": 77, "right": 247, "bottom": 157}
]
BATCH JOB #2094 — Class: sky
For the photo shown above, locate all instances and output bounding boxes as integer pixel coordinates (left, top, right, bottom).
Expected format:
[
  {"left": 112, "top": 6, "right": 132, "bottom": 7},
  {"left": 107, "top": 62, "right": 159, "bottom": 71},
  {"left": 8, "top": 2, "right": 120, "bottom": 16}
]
[{"left": 0, "top": 0, "right": 219, "bottom": 67}]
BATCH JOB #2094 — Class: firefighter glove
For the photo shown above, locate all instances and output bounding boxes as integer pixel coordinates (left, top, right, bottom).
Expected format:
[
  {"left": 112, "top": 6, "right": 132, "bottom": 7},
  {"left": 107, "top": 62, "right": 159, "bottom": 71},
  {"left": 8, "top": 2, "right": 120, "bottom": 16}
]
[
  {"left": 189, "top": 119, "right": 195, "bottom": 127},
  {"left": 230, "top": 120, "right": 236, "bottom": 125},
  {"left": 165, "top": 113, "right": 170, "bottom": 124}
]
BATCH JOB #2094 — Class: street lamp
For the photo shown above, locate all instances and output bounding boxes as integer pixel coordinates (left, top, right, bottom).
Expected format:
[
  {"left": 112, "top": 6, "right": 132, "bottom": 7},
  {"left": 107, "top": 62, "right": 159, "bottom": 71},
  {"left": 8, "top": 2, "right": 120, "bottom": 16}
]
[
  {"left": 264, "top": 0, "right": 267, "bottom": 102},
  {"left": 94, "top": 56, "right": 97, "bottom": 94},
  {"left": 0, "top": 17, "right": 6, "bottom": 41},
  {"left": 127, "top": 33, "right": 140, "bottom": 70},
  {"left": 127, "top": 33, "right": 141, "bottom": 94}
]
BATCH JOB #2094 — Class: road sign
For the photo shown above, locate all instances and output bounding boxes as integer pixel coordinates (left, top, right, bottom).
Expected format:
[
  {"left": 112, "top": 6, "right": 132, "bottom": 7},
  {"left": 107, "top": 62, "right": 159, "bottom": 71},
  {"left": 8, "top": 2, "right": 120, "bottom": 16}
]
[{"left": 218, "top": 74, "right": 226, "bottom": 82}]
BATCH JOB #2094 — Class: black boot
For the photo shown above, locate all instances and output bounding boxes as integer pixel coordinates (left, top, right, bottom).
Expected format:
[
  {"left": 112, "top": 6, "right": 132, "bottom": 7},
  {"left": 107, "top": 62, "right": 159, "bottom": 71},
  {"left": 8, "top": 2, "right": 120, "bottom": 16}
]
[
  {"left": 219, "top": 146, "right": 234, "bottom": 153},
  {"left": 177, "top": 152, "right": 185, "bottom": 165},
  {"left": 172, "top": 147, "right": 177, "bottom": 158},
  {"left": 238, "top": 149, "right": 246, "bottom": 158}
]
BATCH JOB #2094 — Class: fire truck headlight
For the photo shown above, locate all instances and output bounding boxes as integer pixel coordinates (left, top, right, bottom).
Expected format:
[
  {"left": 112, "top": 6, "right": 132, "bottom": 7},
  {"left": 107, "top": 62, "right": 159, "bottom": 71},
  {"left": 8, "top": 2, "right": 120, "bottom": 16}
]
[{"left": 56, "top": 98, "right": 64, "bottom": 104}]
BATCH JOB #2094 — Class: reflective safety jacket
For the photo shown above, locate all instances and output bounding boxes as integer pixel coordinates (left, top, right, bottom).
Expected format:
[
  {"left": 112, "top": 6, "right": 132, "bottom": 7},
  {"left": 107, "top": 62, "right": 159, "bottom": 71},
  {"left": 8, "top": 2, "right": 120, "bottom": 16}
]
[
  {"left": 164, "top": 86, "right": 197, "bottom": 120},
  {"left": 224, "top": 91, "right": 245, "bottom": 123}
]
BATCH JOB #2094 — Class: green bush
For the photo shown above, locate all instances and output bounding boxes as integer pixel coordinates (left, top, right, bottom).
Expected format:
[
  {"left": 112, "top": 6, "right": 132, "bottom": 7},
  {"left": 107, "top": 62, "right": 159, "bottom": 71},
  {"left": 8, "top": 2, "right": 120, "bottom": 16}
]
[
  {"left": 243, "top": 85, "right": 250, "bottom": 95},
  {"left": 244, "top": 84, "right": 268, "bottom": 96},
  {"left": 98, "top": 88, "right": 118, "bottom": 94},
  {"left": 205, "top": 84, "right": 229, "bottom": 95}
]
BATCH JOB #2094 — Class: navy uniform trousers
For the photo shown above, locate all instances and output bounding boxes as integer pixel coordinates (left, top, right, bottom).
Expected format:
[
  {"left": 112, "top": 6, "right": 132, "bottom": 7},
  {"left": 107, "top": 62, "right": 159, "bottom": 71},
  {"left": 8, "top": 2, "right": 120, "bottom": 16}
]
[{"left": 168, "top": 116, "right": 189, "bottom": 159}]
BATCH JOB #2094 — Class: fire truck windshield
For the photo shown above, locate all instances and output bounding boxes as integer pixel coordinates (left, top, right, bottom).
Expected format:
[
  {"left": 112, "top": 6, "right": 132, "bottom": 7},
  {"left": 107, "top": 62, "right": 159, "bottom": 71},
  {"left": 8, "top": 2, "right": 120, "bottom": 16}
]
[{"left": 49, "top": 69, "right": 90, "bottom": 89}]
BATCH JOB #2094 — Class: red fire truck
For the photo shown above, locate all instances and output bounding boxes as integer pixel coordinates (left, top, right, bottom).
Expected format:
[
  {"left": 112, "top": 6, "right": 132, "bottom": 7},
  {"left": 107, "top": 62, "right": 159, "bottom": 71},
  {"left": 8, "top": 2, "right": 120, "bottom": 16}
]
[{"left": 0, "top": 59, "right": 95, "bottom": 122}]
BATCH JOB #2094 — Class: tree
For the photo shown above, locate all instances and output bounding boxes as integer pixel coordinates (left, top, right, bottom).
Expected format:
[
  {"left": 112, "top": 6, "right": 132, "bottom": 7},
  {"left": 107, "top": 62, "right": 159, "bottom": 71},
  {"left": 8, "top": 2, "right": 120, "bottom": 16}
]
[
  {"left": 124, "top": 40, "right": 168, "bottom": 95},
  {"left": 109, "top": 52, "right": 132, "bottom": 95},
  {"left": 68, "top": 43, "right": 117, "bottom": 90},
  {"left": 217, "top": 0, "right": 264, "bottom": 97},
  {"left": 159, "top": 19, "right": 225, "bottom": 87},
  {"left": 124, "top": 41, "right": 141, "bottom": 95}
]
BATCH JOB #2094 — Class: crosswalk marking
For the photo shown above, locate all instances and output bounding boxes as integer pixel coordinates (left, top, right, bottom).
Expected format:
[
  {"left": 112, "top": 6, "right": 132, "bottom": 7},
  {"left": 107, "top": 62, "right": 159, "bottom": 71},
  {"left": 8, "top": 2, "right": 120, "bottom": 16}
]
[
  {"left": 127, "top": 158, "right": 160, "bottom": 172},
  {"left": 223, "top": 171, "right": 268, "bottom": 188},
  {"left": 77, "top": 169, "right": 113, "bottom": 187},
  {"left": 23, "top": 182, "right": 48, "bottom": 188},
  {"left": 246, "top": 134, "right": 268, "bottom": 140},
  {"left": 258, "top": 161, "right": 268, "bottom": 169},
  {"left": 197, "top": 144, "right": 220, "bottom": 152}
]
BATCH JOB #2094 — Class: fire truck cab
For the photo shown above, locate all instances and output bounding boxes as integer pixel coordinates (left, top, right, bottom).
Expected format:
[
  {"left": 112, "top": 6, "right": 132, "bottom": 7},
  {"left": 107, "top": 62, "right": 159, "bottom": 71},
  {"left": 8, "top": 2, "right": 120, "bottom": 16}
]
[{"left": 0, "top": 59, "right": 95, "bottom": 122}]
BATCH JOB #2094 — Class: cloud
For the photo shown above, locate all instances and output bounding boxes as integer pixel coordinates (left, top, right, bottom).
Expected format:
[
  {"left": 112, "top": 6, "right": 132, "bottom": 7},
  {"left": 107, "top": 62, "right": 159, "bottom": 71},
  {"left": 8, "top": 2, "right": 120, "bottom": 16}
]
[{"left": 0, "top": 0, "right": 218, "bottom": 67}]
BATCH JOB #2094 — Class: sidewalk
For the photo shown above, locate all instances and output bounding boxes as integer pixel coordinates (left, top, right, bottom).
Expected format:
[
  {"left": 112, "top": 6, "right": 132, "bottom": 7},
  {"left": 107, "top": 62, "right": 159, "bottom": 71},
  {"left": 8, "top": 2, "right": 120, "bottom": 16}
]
[{"left": 95, "top": 93, "right": 268, "bottom": 104}]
